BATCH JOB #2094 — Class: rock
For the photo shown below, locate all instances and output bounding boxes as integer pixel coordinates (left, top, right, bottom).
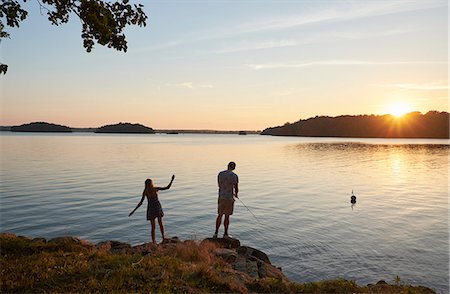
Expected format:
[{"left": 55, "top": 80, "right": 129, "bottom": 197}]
[
  {"left": 96, "top": 241, "right": 112, "bottom": 251},
  {"left": 96, "top": 240, "right": 131, "bottom": 253},
  {"left": 234, "top": 255, "right": 259, "bottom": 279},
  {"left": 214, "top": 248, "right": 237, "bottom": 263},
  {"left": 161, "top": 236, "right": 181, "bottom": 244},
  {"left": 247, "top": 260, "right": 259, "bottom": 278},
  {"left": 0, "top": 232, "right": 17, "bottom": 239},
  {"left": 132, "top": 243, "right": 157, "bottom": 254},
  {"left": 258, "top": 262, "right": 283, "bottom": 278},
  {"left": 204, "top": 237, "right": 240, "bottom": 249},
  {"left": 17, "top": 235, "right": 31, "bottom": 241},
  {"left": 376, "top": 280, "right": 388, "bottom": 285},
  {"left": 236, "top": 246, "right": 271, "bottom": 264},
  {"left": 31, "top": 237, "right": 47, "bottom": 243},
  {"left": 49, "top": 236, "right": 82, "bottom": 244}
]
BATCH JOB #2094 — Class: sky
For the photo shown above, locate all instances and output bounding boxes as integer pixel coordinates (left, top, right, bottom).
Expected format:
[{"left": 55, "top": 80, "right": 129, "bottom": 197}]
[{"left": 1, "top": 0, "right": 448, "bottom": 130}]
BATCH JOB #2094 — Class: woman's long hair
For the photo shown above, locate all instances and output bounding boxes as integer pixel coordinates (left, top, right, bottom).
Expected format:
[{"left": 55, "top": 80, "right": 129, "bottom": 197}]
[{"left": 144, "top": 179, "right": 154, "bottom": 196}]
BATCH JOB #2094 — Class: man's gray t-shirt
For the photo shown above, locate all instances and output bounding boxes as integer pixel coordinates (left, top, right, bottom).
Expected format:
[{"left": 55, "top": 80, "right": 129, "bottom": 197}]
[{"left": 218, "top": 170, "right": 238, "bottom": 199}]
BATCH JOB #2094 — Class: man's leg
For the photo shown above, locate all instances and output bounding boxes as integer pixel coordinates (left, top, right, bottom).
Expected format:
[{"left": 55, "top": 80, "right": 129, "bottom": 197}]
[
  {"left": 215, "top": 213, "right": 223, "bottom": 236},
  {"left": 224, "top": 214, "right": 230, "bottom": 236}
]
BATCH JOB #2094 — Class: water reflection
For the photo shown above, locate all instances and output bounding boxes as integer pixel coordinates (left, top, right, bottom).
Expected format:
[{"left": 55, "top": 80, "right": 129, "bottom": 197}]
[{"left": 1, "top": 134, "right": 448, "bottom": 293}]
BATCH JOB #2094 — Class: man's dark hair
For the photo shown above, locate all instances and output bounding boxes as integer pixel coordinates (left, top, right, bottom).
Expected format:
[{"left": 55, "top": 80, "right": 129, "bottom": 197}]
[{"left": 228, "top": 161, "right": 236, "bottom": 170}]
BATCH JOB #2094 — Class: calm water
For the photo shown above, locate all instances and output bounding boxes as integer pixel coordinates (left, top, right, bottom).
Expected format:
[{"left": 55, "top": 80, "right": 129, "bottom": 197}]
[{"left": 0, "top": 133, "right": 448, "bottom": 292}]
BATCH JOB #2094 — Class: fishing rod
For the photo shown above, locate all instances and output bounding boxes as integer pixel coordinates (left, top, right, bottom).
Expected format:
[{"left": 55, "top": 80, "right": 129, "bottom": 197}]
[{"left": 235, "top": 196, "right": 263, "bottom": 225}]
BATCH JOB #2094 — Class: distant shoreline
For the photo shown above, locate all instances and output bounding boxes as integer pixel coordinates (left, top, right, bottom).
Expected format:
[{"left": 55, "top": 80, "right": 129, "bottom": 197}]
[
  {"left": 2, "top": 110, "right": 449, "bottom": 138},
  {"left": 0, "top": 127, "right": 261, "bottom": 135}
]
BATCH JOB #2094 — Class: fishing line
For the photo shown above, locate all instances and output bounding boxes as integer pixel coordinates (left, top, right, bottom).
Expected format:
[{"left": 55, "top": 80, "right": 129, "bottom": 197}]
[
  {"left": 236, "top": 196, "right": 263, "bottom": 226},
  {"left": 234, "top": 195, "right": 310, "bottom": 269}
]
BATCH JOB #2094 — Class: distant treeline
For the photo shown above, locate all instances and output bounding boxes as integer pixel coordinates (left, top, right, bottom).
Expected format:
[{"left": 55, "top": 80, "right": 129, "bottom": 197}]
[
  {"left": 3, "top": 122, "right": 257, "bottom": 134},
  {"left": 11, "top": 122, "right": 72, "bottom": 132},
  {"left": 8, "top": 122, "right": 155, "bottom": 134},
  {"left": 262, "top": 111, "right": 449, "bottom": 139},
  {"left": 95, "top": 123, "right": 155, "bottom": 134}
]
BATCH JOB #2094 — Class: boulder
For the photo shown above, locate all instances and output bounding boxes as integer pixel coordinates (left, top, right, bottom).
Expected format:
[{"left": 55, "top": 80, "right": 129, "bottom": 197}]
[
  {"left": 161, "top": 236, "right": 181, "bottom": 244},
  {"left": 31, "top": 237, "right": 47, "bottom": 243},
  {"left": 204, "top": 238, "right": 284, "bottom": 279},
  {"left": 258, "top": 262, "right": 283, "bottom": 278},
  {"left": 214, "top": 248, "right": 237, "bottom": 263},
  {"left": 234, "top": 255, "right": 259, "bottom": 279},
  {"left": 131, "top": 243, "right": 157, "bottom": 254},
  {"left": 49, "top": 236, "right": 82, "bottom": 245},
  {"left": 237, "top": 246, "right": 271, "bottom": 264},
  {"left": 96, "top": 240, "right": 131, "bottom": 253},
  {"left": 204, "top": 237, "right": 240, "bottom": 249}
]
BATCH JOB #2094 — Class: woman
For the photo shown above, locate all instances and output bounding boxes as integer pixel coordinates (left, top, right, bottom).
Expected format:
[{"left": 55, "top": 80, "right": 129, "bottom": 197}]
[{"left": 129, "top": 175, "right": 175, "bottom": 244}]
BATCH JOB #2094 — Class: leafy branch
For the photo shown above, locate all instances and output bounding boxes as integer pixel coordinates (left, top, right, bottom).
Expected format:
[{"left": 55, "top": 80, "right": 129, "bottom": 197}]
[{"left": 0, "top": 0, "right": 148, "bottom": 74}]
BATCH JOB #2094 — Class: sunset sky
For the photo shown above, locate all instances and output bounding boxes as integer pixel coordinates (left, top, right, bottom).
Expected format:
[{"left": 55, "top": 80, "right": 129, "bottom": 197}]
[{"left": 1, "top": 0, "right": 448, "bottom": 130}]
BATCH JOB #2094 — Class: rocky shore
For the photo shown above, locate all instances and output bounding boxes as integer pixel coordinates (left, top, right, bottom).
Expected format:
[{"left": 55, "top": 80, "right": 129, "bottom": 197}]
[{"left": 0, "top": 233, "right": 437, "bottom": 293}]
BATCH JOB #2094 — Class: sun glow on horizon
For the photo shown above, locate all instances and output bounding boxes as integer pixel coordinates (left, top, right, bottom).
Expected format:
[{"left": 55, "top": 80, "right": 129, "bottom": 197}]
[{"left": 387, "top": 102, "right": 412, "bottom": 117}]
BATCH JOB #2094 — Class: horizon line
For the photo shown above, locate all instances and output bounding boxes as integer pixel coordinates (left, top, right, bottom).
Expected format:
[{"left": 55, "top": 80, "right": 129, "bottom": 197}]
[{"left": 1, "top": 110, "right": 448, "bottom": 131}]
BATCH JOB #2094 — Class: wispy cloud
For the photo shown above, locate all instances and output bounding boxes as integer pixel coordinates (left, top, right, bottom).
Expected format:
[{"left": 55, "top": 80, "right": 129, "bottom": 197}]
[
  {"left": 244, "top": 60, "right": 446, "bottom": 70},
  {"left": 164, "top": 82, "right": 213, "bottom": 89},
  {"left": 376, "top": 81, "right": 449, "bottom": 90},
  {"left": 206, "top": 27, "right": 413, "bottom": 54},
  {"left": 206, "top": 40, "right": 301, "bottom": 54},
  {"left": 136, "top": 0, "right": 445, "bottom": 53},
  {"left": 325, "top": 28, "right": 414, "bottom": 40},
  {"left": 235, "top": 1, "right": 445, "bottom": 35}
]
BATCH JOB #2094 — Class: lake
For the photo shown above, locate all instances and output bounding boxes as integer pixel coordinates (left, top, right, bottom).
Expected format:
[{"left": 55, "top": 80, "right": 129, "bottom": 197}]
[{"left": 0, "top": 133, "right": 448, "bottom": 293}]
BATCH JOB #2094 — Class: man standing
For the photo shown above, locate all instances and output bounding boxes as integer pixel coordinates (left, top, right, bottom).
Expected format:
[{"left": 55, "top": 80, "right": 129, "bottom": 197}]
[{"left": 214, "top": 161, "right": 239, "bottom": 238}]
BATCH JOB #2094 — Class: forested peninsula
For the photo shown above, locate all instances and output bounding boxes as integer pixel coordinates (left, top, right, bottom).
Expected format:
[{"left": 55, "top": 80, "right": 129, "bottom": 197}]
[{"left": 262, "top": 111, "right": 449, "bottom": 139}]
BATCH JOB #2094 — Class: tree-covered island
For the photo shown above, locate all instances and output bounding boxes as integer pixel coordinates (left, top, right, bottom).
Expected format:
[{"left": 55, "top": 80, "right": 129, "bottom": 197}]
[
  {"left": 95, "top": 122, "right": 155, "bottom": 134},
  {"left": 10, "top": 122, "right": 72, "bottom": 132}
]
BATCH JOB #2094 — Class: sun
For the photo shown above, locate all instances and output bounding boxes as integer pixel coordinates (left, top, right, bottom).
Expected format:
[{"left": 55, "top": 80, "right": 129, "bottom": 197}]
[{"left": 388, "top": 102, "right": 411, "bottom": 117}]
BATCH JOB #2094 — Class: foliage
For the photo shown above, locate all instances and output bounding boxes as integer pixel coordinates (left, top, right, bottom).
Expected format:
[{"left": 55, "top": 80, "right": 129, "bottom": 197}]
[
  {"left": 0, "top": 233, "right": 437, "bottom": 293},
  {"left": 0, "top": 0, "right": 147, "bottom": 74},
  {"left": 95, "top": 122, "right": 155, "bottom": 134},
  {"left": 262, "top": 111, "right": 450, "bottom": 139},
  {"left": 10, "top": 121, "right": 72, "bottom": 132}
]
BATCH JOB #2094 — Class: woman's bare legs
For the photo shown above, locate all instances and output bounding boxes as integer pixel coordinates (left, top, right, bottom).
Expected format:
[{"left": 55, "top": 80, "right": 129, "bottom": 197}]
[
  {"left": 157, "top": 216, "right": 165, "bottom": 242},
  {"left": 150, "top": 219, "right": 156, "bottom": 244}
]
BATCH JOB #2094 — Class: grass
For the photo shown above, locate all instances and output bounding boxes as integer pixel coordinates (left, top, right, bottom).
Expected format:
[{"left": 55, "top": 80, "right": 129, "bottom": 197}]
[{"left": 0, "top": 233, "right": 436, "bottom": 293}]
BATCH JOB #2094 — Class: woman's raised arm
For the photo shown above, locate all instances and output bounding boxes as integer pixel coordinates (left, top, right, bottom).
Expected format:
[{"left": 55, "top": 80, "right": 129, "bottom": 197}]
[{"left": 158, "top": 175, "right": 175, "bottom": 191}]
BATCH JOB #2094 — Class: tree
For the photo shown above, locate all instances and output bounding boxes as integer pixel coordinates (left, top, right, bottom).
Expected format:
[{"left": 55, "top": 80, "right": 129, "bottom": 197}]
[{"left": 0, "top": 0, "right": 148, "bottom": 74}]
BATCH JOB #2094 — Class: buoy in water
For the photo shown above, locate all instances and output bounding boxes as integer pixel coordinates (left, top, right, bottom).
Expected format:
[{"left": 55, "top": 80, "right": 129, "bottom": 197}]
[{"left": 351, "top": 190, "right": 357, "bottom": 204}]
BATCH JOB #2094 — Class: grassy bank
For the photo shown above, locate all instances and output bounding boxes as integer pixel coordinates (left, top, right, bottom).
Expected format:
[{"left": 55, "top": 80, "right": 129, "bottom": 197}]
[{"left": 0, "top": 233, "right": 436, "bottom": 293}]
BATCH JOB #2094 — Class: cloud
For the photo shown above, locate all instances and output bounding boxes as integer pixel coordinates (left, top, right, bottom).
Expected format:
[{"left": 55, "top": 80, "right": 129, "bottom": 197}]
[
  {"left": 164, "top": 82, "right": 213, "bottom": 89},
  {"left": 244, "top": 60, "right": 446, "bottom": 70},
  {"left": 376, "top": 81, "right": 449, "bottom": 90},
  {"left": 136, "top": 0, "right": 445, "bottom": 53},
  {"left": 206, "top": 27, "right": 413, "bottom": 54},
  {"left": 234, "top": 0, "right": 445, "bottom": 35},
  {"left": 206, "top": 40, "right": 301, "bottom": 54}
]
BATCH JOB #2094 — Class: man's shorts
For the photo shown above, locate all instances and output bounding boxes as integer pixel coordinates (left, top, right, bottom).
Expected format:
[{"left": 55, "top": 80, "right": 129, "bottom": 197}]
[{"left": 218, "top": 197, "right": 235, "bottom": 215}]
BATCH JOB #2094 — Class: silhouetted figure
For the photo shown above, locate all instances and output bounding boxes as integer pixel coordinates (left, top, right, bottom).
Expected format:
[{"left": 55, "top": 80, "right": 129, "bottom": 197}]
[
  {"left": 214, "top": 162, "right": 239, "bottom": 238},
  {"left": 351, "top": 190, "right": 357, "bottom": 204},
  {"left": 129, "top": 175, "right": 175, "bottom": 244}
]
